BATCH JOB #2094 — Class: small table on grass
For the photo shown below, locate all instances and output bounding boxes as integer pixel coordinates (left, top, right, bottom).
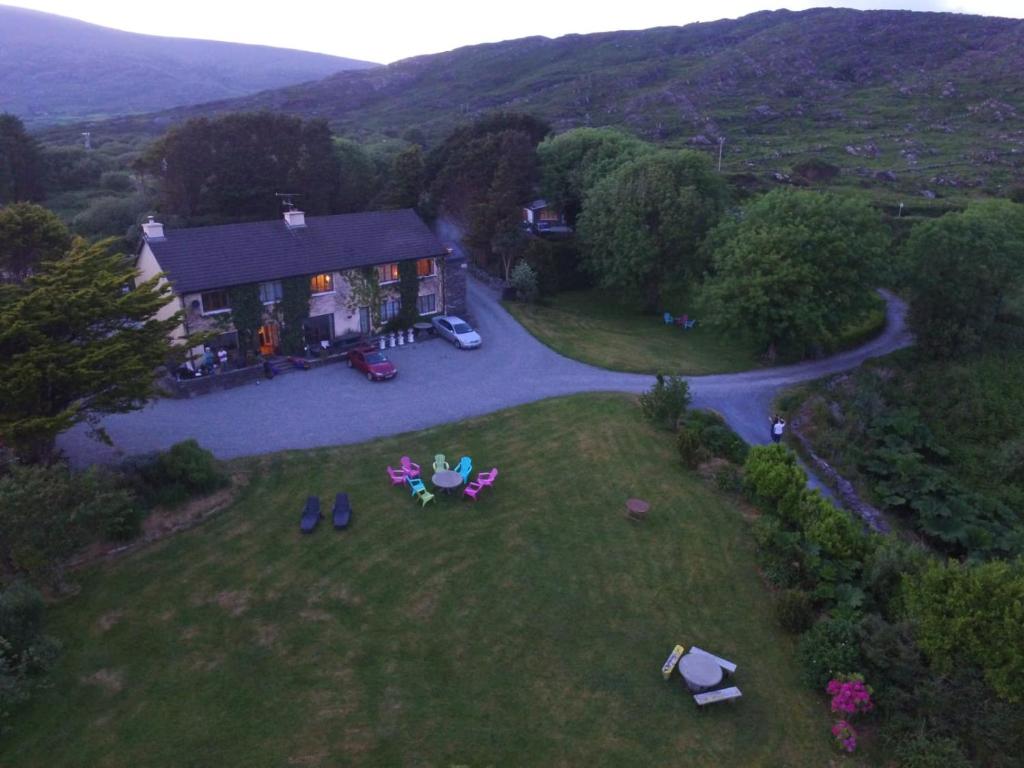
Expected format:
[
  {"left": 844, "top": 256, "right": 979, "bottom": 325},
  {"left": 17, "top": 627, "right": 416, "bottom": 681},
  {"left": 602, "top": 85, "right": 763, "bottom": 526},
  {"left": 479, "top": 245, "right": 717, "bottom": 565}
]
[
  {"left": 432, "top": 469, "right": 463, "bottom": 494},
  {"left": 678, "top": 652, "right": 723, "bottom": 693},
  {"left": 625, "top": 498, "right": 650, "bottom": 521}
]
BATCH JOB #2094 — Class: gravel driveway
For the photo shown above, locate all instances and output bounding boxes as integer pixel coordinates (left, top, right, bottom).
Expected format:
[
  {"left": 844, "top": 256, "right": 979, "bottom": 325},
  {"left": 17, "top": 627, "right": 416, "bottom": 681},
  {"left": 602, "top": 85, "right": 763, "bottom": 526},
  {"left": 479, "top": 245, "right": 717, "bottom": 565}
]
[{"left": 59, "top": 276, "right": 911, "bottom": 467}]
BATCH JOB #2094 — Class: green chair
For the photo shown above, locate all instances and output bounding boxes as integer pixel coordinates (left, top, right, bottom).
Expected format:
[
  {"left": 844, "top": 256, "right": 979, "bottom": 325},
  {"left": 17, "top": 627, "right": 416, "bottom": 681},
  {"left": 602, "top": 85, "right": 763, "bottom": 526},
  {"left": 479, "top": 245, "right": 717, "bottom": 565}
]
[
  {"left": 417, "top": 489, "right": 435, "bottom": 507},
  {"left": 433, "top": 454, "right": 448, "bottom": 473}
]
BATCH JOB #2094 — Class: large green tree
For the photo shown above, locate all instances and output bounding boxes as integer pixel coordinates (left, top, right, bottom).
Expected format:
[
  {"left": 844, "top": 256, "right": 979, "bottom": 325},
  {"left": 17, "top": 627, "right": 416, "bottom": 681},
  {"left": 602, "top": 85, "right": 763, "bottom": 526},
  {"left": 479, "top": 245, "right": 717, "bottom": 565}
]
[
  {"left": 577, "top": 149, "right": 728, "bottom": 310},
  {"left": 373, "top": 144, "right": 425, "bottom": 210},
  {"left": 702, "top": 188, "right": 888, "bottom": 357},
  {"left": 0, "top": 203, "right": 72, "bottom": 283},
  {"left": 904, "top": 200, "right": 1024, "bottom": 358},
  {"left": 538, "top": 127, "right": 652, "bottom": 226},
  {"left": 334, "top": 138, "right": 379, "bottom": 213},
  {"left": 0, "top": 239, "right": 182, "bottom": 460},
  {"left": 142, "top": 113, "right": 340, "bottom": 222},
  {"left": 0, "top": 114, "right": 44, "bottom": 205}
]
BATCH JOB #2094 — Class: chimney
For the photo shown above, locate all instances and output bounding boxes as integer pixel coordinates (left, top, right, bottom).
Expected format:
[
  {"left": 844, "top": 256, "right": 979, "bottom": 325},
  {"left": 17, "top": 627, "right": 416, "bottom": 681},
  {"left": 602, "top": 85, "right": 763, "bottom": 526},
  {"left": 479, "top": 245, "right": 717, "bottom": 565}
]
[
  {"left": 283, "top": 208, "right": 306, "bottom": 229},
  {"left": 142, "top": 215, "right": 165, "bottom": 241}
]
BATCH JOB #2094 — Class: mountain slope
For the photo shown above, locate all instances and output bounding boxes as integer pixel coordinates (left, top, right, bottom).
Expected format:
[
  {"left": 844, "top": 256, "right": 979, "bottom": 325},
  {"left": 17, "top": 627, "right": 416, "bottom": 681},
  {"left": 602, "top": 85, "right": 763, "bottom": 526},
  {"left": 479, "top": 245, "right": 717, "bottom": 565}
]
[
  {"left": 40, "top": 8, "right": 1024, "bottom": 195},
  {"left": 0, "top": 5, "right": 378, "bottom": 125}
]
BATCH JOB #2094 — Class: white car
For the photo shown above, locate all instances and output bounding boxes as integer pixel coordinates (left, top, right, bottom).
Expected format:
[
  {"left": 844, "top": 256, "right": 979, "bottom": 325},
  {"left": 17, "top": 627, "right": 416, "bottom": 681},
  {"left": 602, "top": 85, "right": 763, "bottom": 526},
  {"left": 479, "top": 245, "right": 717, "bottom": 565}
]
[{"left": 431, "top": 315, "right": 482, "bottom": 349}]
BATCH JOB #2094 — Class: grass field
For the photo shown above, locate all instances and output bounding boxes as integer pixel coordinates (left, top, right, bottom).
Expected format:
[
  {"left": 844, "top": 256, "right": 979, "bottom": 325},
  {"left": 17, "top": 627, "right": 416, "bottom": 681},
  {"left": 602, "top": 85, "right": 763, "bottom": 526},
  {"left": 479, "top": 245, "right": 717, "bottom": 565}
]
[
  {"left": 504, "top": 290, "right": 762, "bottom": 375},
  {"left": 1, "top": 395, "right": 833, "bottom": 767}
]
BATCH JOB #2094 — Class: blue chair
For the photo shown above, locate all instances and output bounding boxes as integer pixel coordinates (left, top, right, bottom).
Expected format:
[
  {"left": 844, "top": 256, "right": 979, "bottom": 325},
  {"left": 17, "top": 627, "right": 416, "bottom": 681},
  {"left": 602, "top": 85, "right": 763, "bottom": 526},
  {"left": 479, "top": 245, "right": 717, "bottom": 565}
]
[
  {"left": 454, "top": 456, "right": 472, "bottom": 484},
  {"left": 299, "top": 496, "right": 322, "bottom": 534},
  {"left": 407, "top": 476, "right": 426, "bottom": 496},
  {"left": 663, "top": 312, "right": 674, "bottom": 325}
]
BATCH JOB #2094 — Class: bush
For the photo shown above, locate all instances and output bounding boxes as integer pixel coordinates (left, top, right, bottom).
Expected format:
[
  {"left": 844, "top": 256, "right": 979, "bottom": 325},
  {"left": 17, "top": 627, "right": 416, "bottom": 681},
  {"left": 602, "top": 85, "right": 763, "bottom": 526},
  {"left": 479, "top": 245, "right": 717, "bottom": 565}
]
[
  {"left": 797, "top": 617, "right": 862, "bottom": 689},
  {"left": 774, "top": 589, "right": 815, "bottom": 633},
  {"left": 894, "top": 736, "right": 971, "bottom": 768},
  {"left": 0, "top": 581, "right": 61, "bottom": 726},
  {"left": 639, "top": 374, "right": 691, "bottom": 430},
  {"left": 676, "top": 427, "right": 705, "bottom": 468},
  {"left": 132, "top": 440, "right": 228, "bottom": 507},
  {"left": 679, "top": 410, "right": 749, "bottom": 464},
  {"left": 99, "top": 171, "right": 134, "bottom": 193},
  {"left": 713, "top": 463, "right": 743, "bottom": 493},
  {"left": 742, "top": 445, "right": 805, "bottom": 519},
  {"left": 509, "top": 261, "right": 539, "bottom": 303}
]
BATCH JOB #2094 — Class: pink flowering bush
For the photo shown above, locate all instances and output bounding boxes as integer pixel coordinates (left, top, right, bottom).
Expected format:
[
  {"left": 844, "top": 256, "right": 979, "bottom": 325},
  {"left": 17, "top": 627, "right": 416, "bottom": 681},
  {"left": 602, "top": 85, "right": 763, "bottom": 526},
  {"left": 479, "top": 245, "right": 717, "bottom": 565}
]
[
  {"left": 827, "top": 674, "right": 874, "bottom": 715},
  {"left": 831, "top": 720, "right": 857, "bottom": 753}
]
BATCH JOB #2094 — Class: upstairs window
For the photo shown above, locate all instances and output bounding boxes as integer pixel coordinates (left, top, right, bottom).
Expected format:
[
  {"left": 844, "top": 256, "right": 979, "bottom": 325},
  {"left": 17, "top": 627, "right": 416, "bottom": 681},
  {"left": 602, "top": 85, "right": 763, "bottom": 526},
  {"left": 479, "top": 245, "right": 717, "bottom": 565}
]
[
  {"left": 377, "top": 263, "right": 400, "bottom": 284},
  {"left": 416, "top": 258, "right": 436, "bottom": 278},
  {"left": 310, "top": 273, "right": 334, "bottom": 294},
  {"left": 200, "top": 290, "right": 229, "bottom": 314},
  {"left": 258, "top": 280, "right": 283, "bottom": 304}
]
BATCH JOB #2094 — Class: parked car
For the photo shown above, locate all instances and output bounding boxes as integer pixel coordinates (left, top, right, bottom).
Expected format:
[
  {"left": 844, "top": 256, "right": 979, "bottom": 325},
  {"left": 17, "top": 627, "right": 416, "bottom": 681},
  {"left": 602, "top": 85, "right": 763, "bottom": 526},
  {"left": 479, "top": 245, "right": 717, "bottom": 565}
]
[
  {"left": 431, "top": 315, "right": 482, "bottom": 349},
  {"left": 347, "top": 346, "right": 397, "bottom": 381}
]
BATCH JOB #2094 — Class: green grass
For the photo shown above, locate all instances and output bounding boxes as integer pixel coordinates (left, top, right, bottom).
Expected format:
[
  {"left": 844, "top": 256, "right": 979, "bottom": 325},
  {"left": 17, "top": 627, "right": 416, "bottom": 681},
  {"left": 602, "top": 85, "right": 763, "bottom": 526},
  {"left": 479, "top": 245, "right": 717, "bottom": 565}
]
[
  {"left": 505, "top": 290, "right": 763, "bottom": 375},
  {"left": 1, "top": 395, "right": 833, "bottom": 767}
]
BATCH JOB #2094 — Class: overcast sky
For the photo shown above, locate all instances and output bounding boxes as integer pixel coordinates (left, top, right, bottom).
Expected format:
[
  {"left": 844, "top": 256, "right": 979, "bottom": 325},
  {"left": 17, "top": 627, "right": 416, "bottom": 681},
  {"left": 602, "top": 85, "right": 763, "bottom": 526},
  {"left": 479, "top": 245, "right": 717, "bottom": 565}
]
[{"left": 4, "top": 1, "right": 1021, "bottom": 63}]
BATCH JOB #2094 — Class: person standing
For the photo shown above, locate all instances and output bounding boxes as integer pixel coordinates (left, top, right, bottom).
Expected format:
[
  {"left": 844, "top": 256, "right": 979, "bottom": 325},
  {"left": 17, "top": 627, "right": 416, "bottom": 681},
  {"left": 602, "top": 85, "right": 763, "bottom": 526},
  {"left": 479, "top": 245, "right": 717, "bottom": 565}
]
[{"left": 772, "top": 417, "right": 786, "bottom": 443}]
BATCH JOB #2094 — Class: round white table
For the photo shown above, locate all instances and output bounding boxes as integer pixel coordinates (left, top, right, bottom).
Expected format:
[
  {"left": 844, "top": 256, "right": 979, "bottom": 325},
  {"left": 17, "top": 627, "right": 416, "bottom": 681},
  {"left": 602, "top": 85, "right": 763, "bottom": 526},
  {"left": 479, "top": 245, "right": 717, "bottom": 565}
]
[
  {"left": 678, "top": 653, "right": 723, "bottom": 692},
  {"left": 432, "top": 469, "right": 463, "bottom": 493}
]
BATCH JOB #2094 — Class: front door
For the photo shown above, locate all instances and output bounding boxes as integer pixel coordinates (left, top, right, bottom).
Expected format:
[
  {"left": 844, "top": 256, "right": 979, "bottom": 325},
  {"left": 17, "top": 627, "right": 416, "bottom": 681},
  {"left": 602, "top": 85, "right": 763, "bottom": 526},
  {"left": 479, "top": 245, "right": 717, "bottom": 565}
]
[
  {"left": 258, "top": 322, "right": 280, "bottom": 356},
  {"left": 358, "top": 307, "right": 371, "bottom": 335}
]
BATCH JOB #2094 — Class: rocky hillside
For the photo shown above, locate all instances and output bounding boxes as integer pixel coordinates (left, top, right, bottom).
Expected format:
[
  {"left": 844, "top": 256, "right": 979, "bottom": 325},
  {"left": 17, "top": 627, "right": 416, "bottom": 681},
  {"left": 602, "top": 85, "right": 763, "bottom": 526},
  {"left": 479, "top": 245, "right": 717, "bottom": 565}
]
[
  {"left": 40, "top": 8, "right": 1024, "bottom": 197},
  {"left": 0, "top": 5, "right": 377, "bottom": 126}
]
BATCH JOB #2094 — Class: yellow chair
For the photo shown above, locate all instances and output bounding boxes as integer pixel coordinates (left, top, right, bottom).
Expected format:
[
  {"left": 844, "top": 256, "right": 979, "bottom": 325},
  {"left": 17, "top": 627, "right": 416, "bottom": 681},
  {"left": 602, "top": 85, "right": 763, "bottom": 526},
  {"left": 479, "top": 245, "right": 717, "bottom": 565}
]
[{"left": 417, "top": 489, "right": 436, "bottom": 507}]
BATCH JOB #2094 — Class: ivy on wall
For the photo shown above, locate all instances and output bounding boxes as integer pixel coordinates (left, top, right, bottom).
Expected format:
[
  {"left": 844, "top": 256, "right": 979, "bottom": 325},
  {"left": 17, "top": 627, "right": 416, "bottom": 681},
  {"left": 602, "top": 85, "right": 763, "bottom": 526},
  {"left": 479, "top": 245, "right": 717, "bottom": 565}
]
[
  {"left": 227, "top": 283, "right": 263, "bottom": 362},
  {"left": 279, "top": 276, "right": 311, "bottom": 354},
  {"left": 346, "top": 267, "right": 381, "bottom": 330},
  {"left": 398, "top": 259, "right": 420, "bottom": 326}
]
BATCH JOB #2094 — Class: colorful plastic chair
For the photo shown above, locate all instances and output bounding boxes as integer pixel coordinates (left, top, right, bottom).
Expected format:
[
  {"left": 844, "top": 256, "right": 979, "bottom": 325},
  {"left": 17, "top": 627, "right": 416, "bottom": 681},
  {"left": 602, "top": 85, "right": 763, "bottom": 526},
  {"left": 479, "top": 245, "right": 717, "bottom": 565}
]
[
  {"left": 407, "top": 476, "right": 426, "bottom": 496},
  {"left": 400, "top": 456, "right": 420, "bottom": 479},
  {"left": 387, "top": 466, "right": 407, "bottom": 486},
  {"left": 454, "top": 456, "right": 472, "bottom": 483},
  {"left": 433, "top": 454, "right": 448, "bottom": 473},
  {"left": 416, "top": 489, "right": 436, "bottom": 507},
  {"left": 463, "top": 481, "right": 483, "bottom": 501},
  {"left": 663, "top": 312, "right": 674, "bottom": 325},
  {"left": 476, "top": 467, "right": 499, "bottom": 487}
]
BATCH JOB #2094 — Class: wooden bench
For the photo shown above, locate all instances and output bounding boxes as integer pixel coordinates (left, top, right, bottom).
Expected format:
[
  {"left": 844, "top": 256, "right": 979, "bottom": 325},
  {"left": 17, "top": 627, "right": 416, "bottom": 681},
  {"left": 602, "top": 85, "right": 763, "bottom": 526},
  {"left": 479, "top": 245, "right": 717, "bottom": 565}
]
[
  {"left": 693, "top": 686, "right": 742, "bottom": 706},
  {"left": 689, "top": 646, "right": 737, "bottom": 675}
]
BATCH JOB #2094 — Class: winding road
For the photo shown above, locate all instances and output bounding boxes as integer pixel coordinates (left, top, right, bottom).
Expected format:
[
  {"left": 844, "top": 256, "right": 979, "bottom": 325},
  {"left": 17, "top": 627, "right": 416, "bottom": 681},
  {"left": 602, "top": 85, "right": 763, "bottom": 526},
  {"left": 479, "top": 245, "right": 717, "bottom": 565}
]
[{"left": 59, "top": 273, "right": 912, "bottom": 469}]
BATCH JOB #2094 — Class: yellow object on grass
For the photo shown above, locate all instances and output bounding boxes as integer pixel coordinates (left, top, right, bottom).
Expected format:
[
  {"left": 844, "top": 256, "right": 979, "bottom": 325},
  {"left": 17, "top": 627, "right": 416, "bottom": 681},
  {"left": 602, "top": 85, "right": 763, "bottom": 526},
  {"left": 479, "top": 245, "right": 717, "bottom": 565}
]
[{"left": 662, "top": 644, "right": 685, "bottom": 680}]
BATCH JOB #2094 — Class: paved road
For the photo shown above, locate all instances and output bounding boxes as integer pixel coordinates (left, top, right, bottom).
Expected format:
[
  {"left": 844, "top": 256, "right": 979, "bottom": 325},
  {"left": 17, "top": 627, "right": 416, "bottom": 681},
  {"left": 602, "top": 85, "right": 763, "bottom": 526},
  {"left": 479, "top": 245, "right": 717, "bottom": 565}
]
[{"left": 59, "top": 277, "right": 912, "bottom": 467}]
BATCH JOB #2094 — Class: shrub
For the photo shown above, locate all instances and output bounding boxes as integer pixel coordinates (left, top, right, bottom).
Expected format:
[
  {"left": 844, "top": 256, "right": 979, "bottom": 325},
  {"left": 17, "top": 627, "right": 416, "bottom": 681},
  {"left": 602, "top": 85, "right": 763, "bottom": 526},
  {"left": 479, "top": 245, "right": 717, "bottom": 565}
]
[
  {"left": 894, "top": 736, "right": 971, "bottom": 768},
  {"left": 774, "top": 589, "right": 815, "bottom": 633},
  {"left": 699, "top": 423, "right": 749, "bottom": 464},
  {"left": 676, "top": 427, "right": 704, "bottom": 468},
  {"left": 132, "top": 440, "right": 228, "bottom": 508},
  {"left": 713, "top": 463, "right": 743, "bottom": 493},
  {"left": 639, "top": 374, "right": 691, "bottom": 430},
  {"left": 0, "top": 581, "right": 61, "bottom": 726},
  {"left": 509, "top": 261, "right": 539, "bottom": 303},
  {"left": 798, "top": 617, "right": 862, "bottom": 689},
  {"left": 742, "top": 445, "right": 805, "bottom": 518}
]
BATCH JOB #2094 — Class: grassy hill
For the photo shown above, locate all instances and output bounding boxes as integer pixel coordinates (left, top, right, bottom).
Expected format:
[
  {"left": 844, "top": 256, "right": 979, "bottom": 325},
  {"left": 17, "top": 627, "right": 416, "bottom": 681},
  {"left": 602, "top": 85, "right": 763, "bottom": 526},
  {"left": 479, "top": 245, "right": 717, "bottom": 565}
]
[
  {"left": 0, "top": 5, "right": 377, "bottom": 127},
  {"left": 40, "top": 8, "right": 1024, "bottom": 199}
]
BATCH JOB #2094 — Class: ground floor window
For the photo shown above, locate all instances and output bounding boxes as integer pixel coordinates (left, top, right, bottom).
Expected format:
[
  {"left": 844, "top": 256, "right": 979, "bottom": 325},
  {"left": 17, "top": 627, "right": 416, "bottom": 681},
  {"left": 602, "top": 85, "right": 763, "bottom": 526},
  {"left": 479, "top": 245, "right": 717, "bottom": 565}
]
[
  {"left": 417, "top": 293, "right": 437, "bottom": 314},
  {"left": 380, "top": 298, "right": 401, "bottom": 322},
  {"left": 303, "top": 313, "right": 334, "bottom": 347},
  {"left": 200, "top": 289, "right": 229, "bottom": 314}
]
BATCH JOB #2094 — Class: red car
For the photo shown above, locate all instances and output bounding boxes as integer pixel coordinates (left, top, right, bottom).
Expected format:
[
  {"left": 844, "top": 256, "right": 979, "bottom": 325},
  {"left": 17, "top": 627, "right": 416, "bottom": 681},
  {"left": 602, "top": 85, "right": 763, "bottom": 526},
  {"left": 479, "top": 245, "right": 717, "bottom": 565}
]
[{"left": 347, "top": 346, "right": 397, "bottom": 381}]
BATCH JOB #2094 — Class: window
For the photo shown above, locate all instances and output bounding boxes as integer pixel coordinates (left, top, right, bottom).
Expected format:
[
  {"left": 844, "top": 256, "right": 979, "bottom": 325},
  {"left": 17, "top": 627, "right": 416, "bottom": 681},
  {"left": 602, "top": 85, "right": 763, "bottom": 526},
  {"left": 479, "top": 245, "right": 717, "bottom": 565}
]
[
  {"left": 416, "top": 258, "right": 436, "bottom": 278},
  {"left": 200, "top": 290, "right": 229, "bottom": 314},
  {"left": 417, "top": 293, "right": 436, "bottom": 314},
  {"left": 258, "top": 280, "right": 283, "bottom": 304},
  {"left": 309, "top": 273, "right": 334, "bottom": 294},
  {"left": 380, "top": 298, "right": 401, "bottom": 322},
  {"left": 376, "top": 263, "right": 399, "bottom": 284}
]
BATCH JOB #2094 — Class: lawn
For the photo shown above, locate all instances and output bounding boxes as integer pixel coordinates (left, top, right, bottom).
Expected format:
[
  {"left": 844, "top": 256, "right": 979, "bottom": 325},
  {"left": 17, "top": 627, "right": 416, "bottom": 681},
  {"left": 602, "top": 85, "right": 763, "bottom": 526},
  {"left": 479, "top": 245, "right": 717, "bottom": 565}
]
[
  {"left": 2, "top": 395, "right": 833, "bottom": 767},
  {"left": 504, "top": 289, "right": 763, "bottom": 375},
  {"left": 505, "top": 288, "right": 887, "bottom": 376}
]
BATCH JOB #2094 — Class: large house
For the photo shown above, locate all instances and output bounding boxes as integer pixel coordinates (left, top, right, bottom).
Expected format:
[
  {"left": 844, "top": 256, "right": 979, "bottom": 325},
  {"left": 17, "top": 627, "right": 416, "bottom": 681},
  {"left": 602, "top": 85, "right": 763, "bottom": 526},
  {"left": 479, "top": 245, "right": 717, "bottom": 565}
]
[{"left": 136, "top": 208, "right": 465, "bottom": 357}]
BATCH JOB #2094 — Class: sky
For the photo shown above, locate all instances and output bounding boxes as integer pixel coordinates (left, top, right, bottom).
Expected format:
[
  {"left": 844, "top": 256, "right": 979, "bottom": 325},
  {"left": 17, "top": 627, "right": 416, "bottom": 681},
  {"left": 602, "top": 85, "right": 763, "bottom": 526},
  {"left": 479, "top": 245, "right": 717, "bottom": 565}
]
[{"left": 3, "top": 0, "right": 1022, "bottom": 63}]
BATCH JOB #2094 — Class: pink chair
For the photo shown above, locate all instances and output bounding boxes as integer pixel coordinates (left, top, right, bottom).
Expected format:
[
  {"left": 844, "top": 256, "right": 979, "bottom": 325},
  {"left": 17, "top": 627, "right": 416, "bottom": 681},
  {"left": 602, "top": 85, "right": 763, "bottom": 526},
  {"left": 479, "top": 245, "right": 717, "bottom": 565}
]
[
  {"left": 463, "top": 481, "right": 484, "bottom": 501},
  {"left": 387, "top": 466, "right": 407, "bottom": 486},
  {"left": 476, "top": 467, "right": 499, "bottom": 487},
  {"left": 400, "top": 456, "right": 420, "bottom": 479}
]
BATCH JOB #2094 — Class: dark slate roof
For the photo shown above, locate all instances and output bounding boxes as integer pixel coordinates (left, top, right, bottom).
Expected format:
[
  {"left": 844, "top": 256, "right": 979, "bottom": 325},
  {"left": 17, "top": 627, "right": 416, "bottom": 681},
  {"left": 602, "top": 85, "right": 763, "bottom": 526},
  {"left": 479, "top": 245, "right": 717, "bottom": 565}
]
[{"left": 144, "top": 209, "right": 448, "bottom": 295}]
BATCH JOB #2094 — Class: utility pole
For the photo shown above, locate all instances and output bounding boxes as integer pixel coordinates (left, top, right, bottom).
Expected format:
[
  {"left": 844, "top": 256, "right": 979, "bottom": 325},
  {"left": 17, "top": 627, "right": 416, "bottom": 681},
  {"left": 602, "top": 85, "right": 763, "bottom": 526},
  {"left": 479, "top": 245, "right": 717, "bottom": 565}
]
[
  {"left": 717, "top": 136, "right": 725, "bottom": 173},
  {"left": 81, "top": 131, "right": 92, "bottom": 151}
]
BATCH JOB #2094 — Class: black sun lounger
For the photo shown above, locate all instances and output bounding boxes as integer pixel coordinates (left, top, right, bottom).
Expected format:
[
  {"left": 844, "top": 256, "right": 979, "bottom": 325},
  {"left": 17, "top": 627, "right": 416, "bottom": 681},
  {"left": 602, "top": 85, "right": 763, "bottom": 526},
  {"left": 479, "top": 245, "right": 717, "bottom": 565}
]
[
  {"left": 300, "top": 496, "right": 322, "bottom": 534},
  {"left": 332, "top": 493, "right": 352, "bottom": 530}
]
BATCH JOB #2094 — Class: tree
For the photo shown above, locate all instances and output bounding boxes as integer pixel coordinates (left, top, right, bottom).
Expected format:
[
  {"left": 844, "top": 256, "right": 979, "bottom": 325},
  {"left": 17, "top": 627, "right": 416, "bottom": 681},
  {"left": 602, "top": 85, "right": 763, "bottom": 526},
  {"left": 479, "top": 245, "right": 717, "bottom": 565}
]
[
  {"left": 374, "top": 145, "right": 425, "bottom": 210},
  {"left": 538, "top": 127, "right": 653, "bottom": 226},
  {"left": 904, "top": 200, "right": 1024, "bottom": 358},
  {"left": 0, "top": 239, "right": 182, "bottom": 460},
  {"left": 0, "top": 203, "right": 72, "bottom": 283},
  {"left": 0, "top": 114, "right": 44, "bottom": 204},
  {"left": 702, "top": 189, "right": 888, "bottom": 358},
  {"left": 227, "top": 284, "right": 263, "bottom": 364},
  {"left": 334, "top": 138, "right": 379, "bottom": 213},
  {"left": 577, "top": 149, "right": 728, "bottom": 311},
  {"left": 509, "top": 261, "right": 539, "bottom": 303}
]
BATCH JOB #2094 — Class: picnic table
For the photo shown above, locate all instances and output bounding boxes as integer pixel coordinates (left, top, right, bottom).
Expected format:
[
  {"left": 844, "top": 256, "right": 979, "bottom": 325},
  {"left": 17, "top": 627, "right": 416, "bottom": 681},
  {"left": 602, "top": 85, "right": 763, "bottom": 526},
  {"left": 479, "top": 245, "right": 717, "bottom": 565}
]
[{"left": 678, "top": 652, "right": 723, "bottom": 692}]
